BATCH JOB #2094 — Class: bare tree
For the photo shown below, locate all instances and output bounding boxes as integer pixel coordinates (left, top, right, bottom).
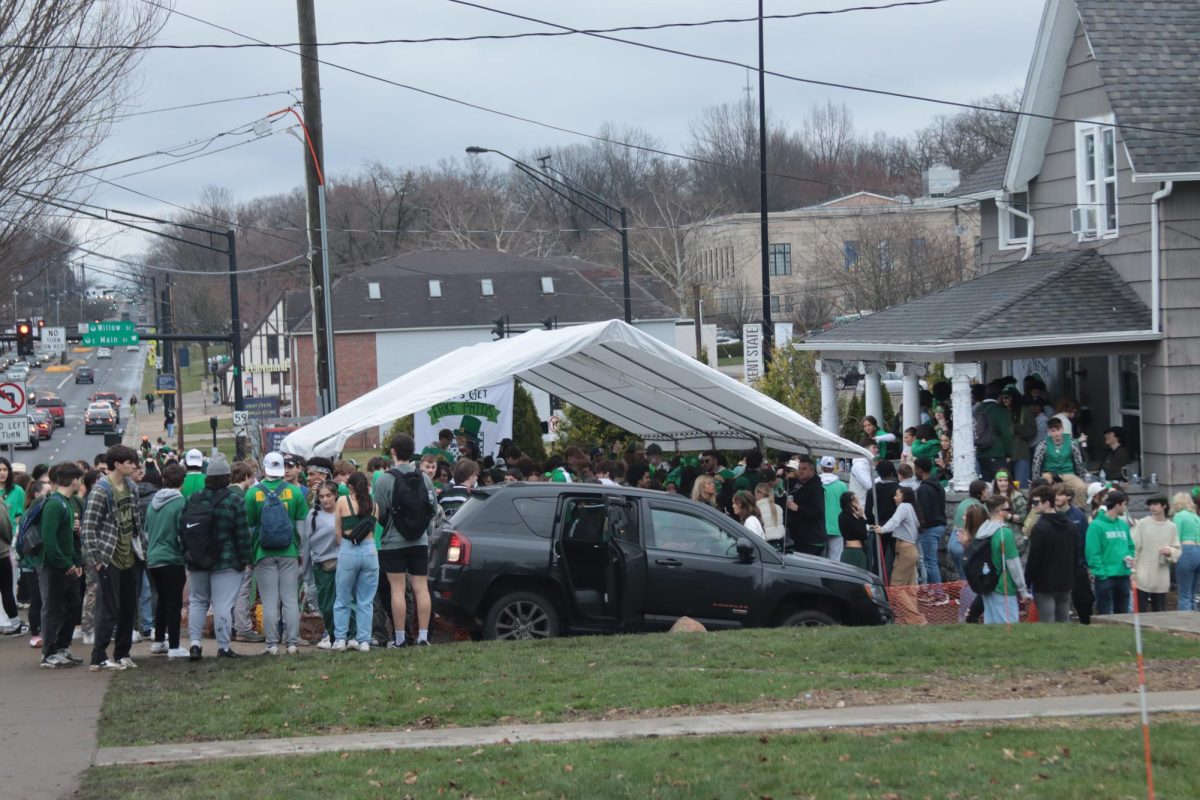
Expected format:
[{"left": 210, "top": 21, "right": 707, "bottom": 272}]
[
  {"left": 709, "top": 278, "right": 760, "bottom": 331},
  {"left": 0, "top": 1, "right": 167, "bottom": 253}
]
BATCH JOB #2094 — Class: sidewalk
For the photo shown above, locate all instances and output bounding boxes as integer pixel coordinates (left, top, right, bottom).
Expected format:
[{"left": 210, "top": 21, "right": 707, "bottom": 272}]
[
  {"left": 1093, "top": 611, "right": 1200, "bottom": 636},
  {"left": 0, "top": 631, "right": 109, "bottom": 800},
  {"left": 94, "top": 689, "right": 1200, "bottom": 767}
]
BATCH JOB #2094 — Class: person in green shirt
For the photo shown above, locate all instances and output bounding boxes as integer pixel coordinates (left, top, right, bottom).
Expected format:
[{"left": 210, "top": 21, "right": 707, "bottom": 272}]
[
  {"left": 818, "top": 457, "right": 848, "bottom": 562},
  {"left": 144, "top": 463, "right": 187, "bottom": 657},
  {"left": 1086, "top": 490, "right": 1135, "bottom": 615},
  {"left": 245, "top": 452, "right": 308, "bottom": 655},
  {"left": 1172, "top": 492, "right": 1200, "bottom": 611},
  {"left": 974, "top": 495, "right": 1030, "bottom": 624},
  {"left": 38, "top": 463, "right": 85, "bottom": 669},
  {"left": 1031, "top": 418, "right": 1086, "bottom": 507},
  {"left": 420, "top": 428, "right": 456, "bottom": 464},
  {"left": 949, "top": 479, "right": 988, "bottom": 579},
  {"left": 181, "top": 449, "right": 207, "bottom": 498}
]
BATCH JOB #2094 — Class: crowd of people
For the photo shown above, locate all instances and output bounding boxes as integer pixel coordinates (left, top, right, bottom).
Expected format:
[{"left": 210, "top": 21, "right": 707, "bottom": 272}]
[{"left": 1, "top": 380, "right": 1195, "bottom": 668}]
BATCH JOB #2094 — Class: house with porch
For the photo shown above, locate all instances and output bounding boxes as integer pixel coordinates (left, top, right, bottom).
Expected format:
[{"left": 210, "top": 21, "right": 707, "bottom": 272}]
[{"left": 797, "top": 0, "right": 1200, "bottom": 493}]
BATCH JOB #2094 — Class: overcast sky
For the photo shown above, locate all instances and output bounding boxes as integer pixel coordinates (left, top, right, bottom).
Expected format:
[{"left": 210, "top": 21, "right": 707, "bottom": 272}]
[{"left": 78, "top": 0, "right": 1046, "bottom": 267}]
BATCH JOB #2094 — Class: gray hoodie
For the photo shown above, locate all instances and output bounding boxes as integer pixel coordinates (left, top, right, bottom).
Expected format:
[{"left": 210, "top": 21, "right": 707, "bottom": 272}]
[
  {"left": 150, "top": 488, "right": 182, "bottom": 512},
  {"left": 974, "top": 520, "right": 1028, "bottom": 597}
]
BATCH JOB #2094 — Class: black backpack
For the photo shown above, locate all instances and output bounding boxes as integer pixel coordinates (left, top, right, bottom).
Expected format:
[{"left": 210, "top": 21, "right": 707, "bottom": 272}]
[
  {"left": 973, "top": 403, "right": 996, "bottom": 450},
  {"left": 387, "top": 468, "right": 436, "bottom": 541},
  {"left": 963, "top": 536, "right": 1001, "bottom": 594},
  {"left": 178, "top": 489, "right": 228, "bottom": 570}
]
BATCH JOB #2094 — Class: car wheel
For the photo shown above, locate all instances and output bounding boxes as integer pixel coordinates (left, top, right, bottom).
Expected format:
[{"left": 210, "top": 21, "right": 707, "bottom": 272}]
[
  {"left": 834, "top": 376, "right": 846, "bottom": 390},
  {"left": 30, "top": 438, "right": 38, "bottom": 450},
  {"left": 483, "top": 591, "right": 560, "bottom": 641},
  {"left": 778, "top": 608, "right": 839, "bottom": 628}
]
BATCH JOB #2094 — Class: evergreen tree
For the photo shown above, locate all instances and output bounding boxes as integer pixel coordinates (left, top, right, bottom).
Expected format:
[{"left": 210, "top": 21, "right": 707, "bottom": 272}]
[
  {"left": 512, "top": 381, "right": 547, "bottom": 463},
  {"left": 754, "top": 344, "right": 820, "bottom": 421}
]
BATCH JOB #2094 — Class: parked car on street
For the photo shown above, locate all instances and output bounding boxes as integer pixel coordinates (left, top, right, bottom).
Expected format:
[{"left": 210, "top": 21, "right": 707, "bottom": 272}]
[
  {"left": 35, "top": 395, "right": 65, "bottom": 427},
  {"left": 428, "top": 483, "right": 892, "bottom": 641},
  {"left": 836, "top": 367, "right": 862, "bottom": 390},
  {"left": 75, "top": 366, "right": 95, "bottom": 384},
  {"left": 30, "top": 409, "right": 53, "bottom": 440},
  {"left": 83, "top": 403, "right": 117, "bottom": 435},
  {"left": 15, "top": 415, "right": 39, "bottom": 450},
  {"left": 6, "top": 364, "right": 29, "bottom": 382}
]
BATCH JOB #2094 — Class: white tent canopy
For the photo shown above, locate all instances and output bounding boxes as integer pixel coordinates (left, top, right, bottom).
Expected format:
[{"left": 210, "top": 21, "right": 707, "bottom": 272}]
[{"left": 280, "top": 320, "right": 869, "bottom": 460}]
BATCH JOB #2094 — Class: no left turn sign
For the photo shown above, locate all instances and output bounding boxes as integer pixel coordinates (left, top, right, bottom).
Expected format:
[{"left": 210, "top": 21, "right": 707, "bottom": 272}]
[{"left": 0, "top": 382, "right": 26, "bottom": 416}]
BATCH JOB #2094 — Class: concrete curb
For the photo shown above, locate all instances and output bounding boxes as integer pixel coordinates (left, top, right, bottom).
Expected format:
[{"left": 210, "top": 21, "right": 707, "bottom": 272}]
[{"left": 93, "top": 689, "right": 1200, "bottom": 767}]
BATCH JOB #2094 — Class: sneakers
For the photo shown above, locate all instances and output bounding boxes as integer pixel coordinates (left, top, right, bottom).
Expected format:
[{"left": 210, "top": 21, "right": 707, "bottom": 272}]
[
  {"left": 117, "top": 657, "right": 137, "bottom": 669},
  {"left": 188, "top": 645, "right": 202, "bottom": 662},
  {"left": 316, "top": 638, "right": 334, "bottom": 650},
  {"left": 60, "top": 649, "right": 83, "bottom": 665},
  {"left": 41, "top": 652, "right": 71, "bottom": 669},
  {"left": 150, "top": 641, "right": 168, "bottom": 655},
  {"left": 286, "top": 644, "right": 299, "bottom": 655},
  {"left": 236, "top": 630, "right": 265, "bottom": 643},
  {"left": 89, "top": 660, "right": 126, "bottom": 672},
  {"left": 30, "top": 635, "right": 43, "bottom": 649},
  {"left": 3, "top": 621, "right": 29, "bottom": 636},
  {"left": 357, "top": 641, "right": 370, "bottom": 653},
  {"left": 82, "top": 632, "right": 94, "bottom": 645},
  {"left": 387, "top": 639, "right": 408, "bottom": 649},
  {"left": 130, "top": 630, "right": 141, "bottom": 644},
  {"left": 331, "top": 639, "right": 347, "bottom": 652},
  {"left": 72, "top": 628, "right": 83, "bottom": 640},
  {"left": 415, "top": 639, "right": 430, "bottom": 648},
  {"left": 217, "top": 648, "right": 241, "bottom": 659},
  {"left": 264, "top": 645, "right": 279, "bottom": 656},
  {"left": 167, "top": 648, "right": 190, "bottom": 659}
]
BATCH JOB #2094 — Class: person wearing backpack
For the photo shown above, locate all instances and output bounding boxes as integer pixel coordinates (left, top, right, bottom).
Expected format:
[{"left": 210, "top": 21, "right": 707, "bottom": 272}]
[
  {"left": 144, "top": 464, "right": 188, "bottom": 657},
  {"left": 973, "top": 384, "right": 1012, "bottom": 482},
  {"left": 245, "top": 452, "right": 308, "bottom": 655},
  {"left": 35, "top": 463, "right": 85, "bottom": 668},
  {"left": 372, "top": 435, "right": 437, "bottom": 648},
  {"left": 185, "top": 454, "right": 253, "bottom": 660},
  {"left": 0, "top": 456, "right": 28, "bottom": 635},
  {"left": 81, "top": 445, "right": 147, "bottom": 672},
  {"left": 971, "top": 495, "right": 1030, "bottom": 624}
]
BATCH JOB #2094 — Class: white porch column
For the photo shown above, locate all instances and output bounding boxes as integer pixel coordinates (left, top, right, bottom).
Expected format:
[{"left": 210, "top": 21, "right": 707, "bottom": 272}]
[
  {"left": 944, "top": 362, "right": 980, "bottom": 492},
  {"left": 862, "top": 360, "right": 886, "bottom": 425},
  {"left": 901, "top": 362, "right": 926, "bottom": 431},
  {"left": 815, "top": 358, "right": 842, "bottom": 433}
]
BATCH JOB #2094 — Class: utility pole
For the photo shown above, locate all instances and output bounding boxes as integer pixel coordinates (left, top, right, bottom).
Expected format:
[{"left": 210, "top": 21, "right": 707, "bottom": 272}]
[
  {"left": 296, "top": 0, "right": 337, "bottom": 416},
  {"left": 693, "top": 284, "right": 703, "bottom": 363},
  {"left": 757, "top": 0, "right": 774, "bottom": 368}
]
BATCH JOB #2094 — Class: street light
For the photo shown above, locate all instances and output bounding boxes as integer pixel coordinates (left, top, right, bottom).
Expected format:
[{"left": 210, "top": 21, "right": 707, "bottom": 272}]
[{"left": 465, "top": 146, "right": 632, "bottom": 324}]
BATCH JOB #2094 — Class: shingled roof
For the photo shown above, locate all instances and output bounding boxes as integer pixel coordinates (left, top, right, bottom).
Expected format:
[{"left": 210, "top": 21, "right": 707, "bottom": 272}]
[
  {"left": 1077, "top": 0, "right": 1200, "bottom": 176},
  {"left": 292, "top": 250, "right": 677, "bottom": 334},
  {"left": 953, "top": 152, "right": 1008, "bottom": 198},
  {"left": 803, "top": 250, "right": 1149, "bottom": 349}
]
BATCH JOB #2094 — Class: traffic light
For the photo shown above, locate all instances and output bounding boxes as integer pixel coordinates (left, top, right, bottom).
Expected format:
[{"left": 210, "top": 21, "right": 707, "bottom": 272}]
[
  {"left": 37, "top": 318, "right": 44, "bottom": 329},
  {"left": 16, "top": 322, "right": 33, "bottom": 356}
]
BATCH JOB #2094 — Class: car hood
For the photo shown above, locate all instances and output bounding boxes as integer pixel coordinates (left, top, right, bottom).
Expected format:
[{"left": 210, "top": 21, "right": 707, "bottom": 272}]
[{"left": 779, "top": 551, "right": 879, "bottom": 583}]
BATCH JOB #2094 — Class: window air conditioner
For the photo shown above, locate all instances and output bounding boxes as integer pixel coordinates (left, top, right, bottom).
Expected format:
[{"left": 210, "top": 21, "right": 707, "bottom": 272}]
[{"left": 1071, "top": 206, "right": 1097, "bottom": 235}]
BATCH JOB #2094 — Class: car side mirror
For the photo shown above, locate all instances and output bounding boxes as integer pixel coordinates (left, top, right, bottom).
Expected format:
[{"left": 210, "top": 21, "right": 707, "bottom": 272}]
[{"left": 736, "top": 538, "right": 756, "bottom": 561}]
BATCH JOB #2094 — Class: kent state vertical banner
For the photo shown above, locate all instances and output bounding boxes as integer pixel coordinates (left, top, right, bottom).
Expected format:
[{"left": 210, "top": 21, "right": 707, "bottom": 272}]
[{"left": 414, "top": 380, "right": 514, "bottom": 460}]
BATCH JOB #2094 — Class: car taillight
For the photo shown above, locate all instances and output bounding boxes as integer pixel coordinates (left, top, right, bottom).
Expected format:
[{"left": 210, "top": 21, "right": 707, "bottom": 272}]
[{"left": 445, "top": 531, "right": 471, "bottom": 565}]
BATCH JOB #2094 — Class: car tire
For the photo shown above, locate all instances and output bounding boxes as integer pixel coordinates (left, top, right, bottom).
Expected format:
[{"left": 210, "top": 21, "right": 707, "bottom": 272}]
[
  {"left": 777, "top": 608, "right": 839, "bottom": 628},
  {"left": 30, "top": 438, "right": 38, "bottom": 450},
  {"left": 483, "top": 591, "right": 560, "bottom": 641},
  {"left": 834, "top": 376, "right": 846, "bottom": 390}
]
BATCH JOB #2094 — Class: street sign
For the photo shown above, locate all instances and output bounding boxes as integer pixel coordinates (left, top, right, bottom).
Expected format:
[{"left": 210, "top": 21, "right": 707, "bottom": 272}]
[
  {"left": 82, "top": 321, "right": 139, "bottom": 347},
  {"left": 0, "top": 381, "right": 28, "bottom": 444},
  {"left": 232, "top": 410, "right": 249, "bottom": 426},
  {"left": 156, "top": 373, "right": 177, "bottom": 394},
  {"left": 242, "top": 396, "right": 280, "bottom": 421},
  {"left": 41, "top": 326, "right": 66, "bottom": 355}
]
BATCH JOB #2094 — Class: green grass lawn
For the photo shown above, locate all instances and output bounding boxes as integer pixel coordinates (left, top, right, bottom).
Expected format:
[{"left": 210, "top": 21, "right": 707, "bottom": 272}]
[
  {"left": 80, "top": 717, "right": 1199, "bottom": 800},
  {"left": 96, "top": 624, "right": 1200, "bottom": 747}
]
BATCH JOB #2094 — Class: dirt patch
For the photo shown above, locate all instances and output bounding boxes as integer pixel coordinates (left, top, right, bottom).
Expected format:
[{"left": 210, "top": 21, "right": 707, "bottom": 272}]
[{"left": 553, "top": 658, "right": 1200, "bottom": 724}]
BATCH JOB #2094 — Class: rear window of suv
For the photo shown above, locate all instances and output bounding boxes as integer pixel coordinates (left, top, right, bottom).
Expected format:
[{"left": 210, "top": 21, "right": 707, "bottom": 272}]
[{"left": 36, "top": 398, "right": 64, "bottom": 407}]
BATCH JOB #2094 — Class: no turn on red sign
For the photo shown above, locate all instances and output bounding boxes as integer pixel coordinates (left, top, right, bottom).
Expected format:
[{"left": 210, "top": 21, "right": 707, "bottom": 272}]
[{"left": 0, "top": 381, "right": 29, "bottom": 444}]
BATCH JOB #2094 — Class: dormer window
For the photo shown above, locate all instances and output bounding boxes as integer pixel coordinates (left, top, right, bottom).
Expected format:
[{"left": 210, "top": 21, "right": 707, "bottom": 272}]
[
  {"left": 480, "top": 278, "right": 494, "bottom": 297},
  {"left": 367, "top": 282, "right": 381, "bottom": 300},
  {"left": 540, "top": 276, "right": 555, "bottom": 294},
  {"left": 428, "top": 279, "right": 442, "bottom": 298},
  {"left": 1075, "top": 116, "right": 1118, "bottom": 239}
]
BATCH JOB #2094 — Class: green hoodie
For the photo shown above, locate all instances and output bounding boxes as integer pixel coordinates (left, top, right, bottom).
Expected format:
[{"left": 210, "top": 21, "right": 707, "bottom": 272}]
[
  {"left": 145, "top": 489, "right": 186, "bottom": 567},
  {"left": 39, "top": 493, "right": 77, "bottom": 571},
  {"left": 1085, "top": 513, "right": 1134, "bottom": 579},
  {"left": 820, "top": 475, "right": 847, "bottom": 537}
]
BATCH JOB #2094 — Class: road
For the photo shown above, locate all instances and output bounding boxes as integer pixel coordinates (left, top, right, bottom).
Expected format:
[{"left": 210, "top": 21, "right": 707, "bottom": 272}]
[{"left": 7, "top": 346, "right": 147, "bottom": 468}]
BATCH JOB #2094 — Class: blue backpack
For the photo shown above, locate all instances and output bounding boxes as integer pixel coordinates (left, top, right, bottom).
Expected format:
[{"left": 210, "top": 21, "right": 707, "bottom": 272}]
[
  {"left": 16, "top": 495, "right": 67, "bottom": 559},
  {"left": 257, "top": 484, "right": 294, "bottom": 551}
]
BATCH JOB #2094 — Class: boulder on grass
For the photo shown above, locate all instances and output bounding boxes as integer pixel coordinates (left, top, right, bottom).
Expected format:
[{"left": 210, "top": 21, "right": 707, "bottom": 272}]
[{"left": 669, "top": 616, "right": 706, "bottom": 633}]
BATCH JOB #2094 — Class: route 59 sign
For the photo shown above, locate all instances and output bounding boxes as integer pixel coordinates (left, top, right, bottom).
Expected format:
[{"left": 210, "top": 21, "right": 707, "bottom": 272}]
[{"left": 0, "top": 381, "right": 29, "bottom": 444}]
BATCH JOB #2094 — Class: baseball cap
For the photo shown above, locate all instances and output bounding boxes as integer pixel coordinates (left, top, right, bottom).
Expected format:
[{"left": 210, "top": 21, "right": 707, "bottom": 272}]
[
  {"left": 785, "top": 458, "right": 801, "bottom": 471},
  {"left": 1086, "top": 481, "right": 1107, "bottom": 504},
  {"left": 184, "top": 448, "right": 204, "bottom": 467},
  {"left": 263, "top": 452, "right": 286, "bottom": 478},
  {"left": 819, "top": 456, "right": 836, "bottom": 470}
]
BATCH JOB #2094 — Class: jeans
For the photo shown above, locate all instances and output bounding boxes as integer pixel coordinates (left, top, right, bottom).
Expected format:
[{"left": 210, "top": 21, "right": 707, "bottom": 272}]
[
  {"left": 947, "top": 532, "right": 965, "bottom": 581},
  {"left": 254, "top": 557, "right": 300, "bottom": 646},
  {"left": 148, "top": 564, "right": 186, "bottom": 648},
  {"left": 38, "top": 567, "right": 80, "bottom": 658},
  {"left": 824, "top": 536, "right": 844, "bottom": 564},
  {"left": 334, "top": 540, "right": 380, "bottom": 643},
  {"left": 1094, "top": 576, "right": 1131, "bottom": 615},
  {"left": 918, "top": 525, "right": 945, "bottom": 585},
  {"left": 1176, "top": 546, "right": 1200, "bottom": 611},
  {"left": 982, "top": 592, "right": 1019, "bottom": 624},
  {"left": 1034, "top": 591, "right": 1071, "bottom": 623},
  {"left": 137, "top": 567, "right": 154, "bottom": 634},
  {"left": 1011, "top": 458, "right": 1031, "bottom": 487},
  {"left": 91, "top": 564, "right": 139, "bottom": 665},
  {"left": 233, "top": 567, "right": 255, "bottom": 634},
  {"left": 187, "top": 569, "right": 242, "bottom": 649}
]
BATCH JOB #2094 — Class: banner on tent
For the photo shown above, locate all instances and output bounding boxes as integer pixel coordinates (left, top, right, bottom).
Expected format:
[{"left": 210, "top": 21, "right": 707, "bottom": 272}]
[{"left": 414, "top": 381, "right": 513, "bottom": 459}]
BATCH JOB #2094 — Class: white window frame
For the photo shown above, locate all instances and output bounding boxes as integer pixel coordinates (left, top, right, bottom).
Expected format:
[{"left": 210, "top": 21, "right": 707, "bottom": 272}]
[
  {"left": 1075, "top": 115, "right": 1119, "bottom": 240},
  {"left": 428, "top": 279, "right": 442, "bottom": 298},
  {"left": 998, "top": 190, "right": 1030, "bottom": 250},
  {"left": 540, "top": 276, "right": 555, "bottom": 294},
  {"left": 480, "top": 278, "right": 494, "bottom": 297},
  {"left": 367, "top": 281, "right": 381, "bottom": 300}
]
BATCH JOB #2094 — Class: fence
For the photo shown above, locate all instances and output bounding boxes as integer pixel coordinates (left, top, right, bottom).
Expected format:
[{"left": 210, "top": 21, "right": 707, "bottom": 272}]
[{"left": 887, "top": 580, "right": 1039, "bottom": 625}]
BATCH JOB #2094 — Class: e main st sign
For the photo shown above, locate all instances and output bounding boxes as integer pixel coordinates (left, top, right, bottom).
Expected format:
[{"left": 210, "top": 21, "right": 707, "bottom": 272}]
[{"left": 83, "top": 321, "right": 139, "bottom": 347}]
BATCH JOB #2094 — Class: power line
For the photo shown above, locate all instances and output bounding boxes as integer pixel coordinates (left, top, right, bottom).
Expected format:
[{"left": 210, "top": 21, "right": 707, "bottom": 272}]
[
  {"left": 4, "top": 2, "right": 956, "bottom": 50},
  {"left": 448, "top": 0, "right": 1199, "bottom": 141}
]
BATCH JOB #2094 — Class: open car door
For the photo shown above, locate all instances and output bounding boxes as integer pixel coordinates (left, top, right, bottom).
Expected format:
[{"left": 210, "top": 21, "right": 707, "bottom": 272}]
[{"left": 606, "top": 496, "right": 646, "bottom": 631}]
